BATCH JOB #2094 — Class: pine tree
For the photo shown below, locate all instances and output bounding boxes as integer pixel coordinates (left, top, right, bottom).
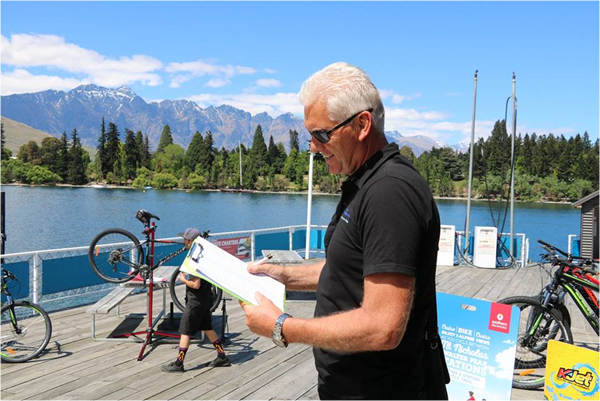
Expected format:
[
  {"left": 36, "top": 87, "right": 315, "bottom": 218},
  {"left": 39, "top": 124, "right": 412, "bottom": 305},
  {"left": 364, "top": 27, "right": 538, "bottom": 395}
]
[
  {"left": 289, "top": 129, "right": 299, "bottom": 152},
  {"left": 485, "top": 120, "right": 510, "bottom": 176},
  {"left": 197, "top": 131, "right": 215, "bottom": 177},
  {"left": 105, "top": 122, "right": 121, "bottom": 175},
  {"left": 68, "top": 129, "right": 87, "bottom": 185},
  {"left": 186, "top": 131, "right": 203, "bottom": 171},
  {"left": 250, "top": 125, "right": 268, "bottom": 177},
  {"left": 157, "top": 125, "right": 174, "bottom": 153},
  {"left": 123, "top": 129, "right": 138, "bottom": 180},
  {"left": 97, "top": 117, "right": 108, "bottom": 178},
  {"left": 56, "top": 132, "right": 70, "bottom": 181},
  {"left": 267, "top": 135, "right": 278, "bottom": 165},
  {"left": 1, "top": 123, "right": 12, "bottom": 160},
  {"left": 134, "top": 131, "right": 145, "bottom": 170},
  {"left": 142, "top": 134, "right": 152, "bottom": 169}
]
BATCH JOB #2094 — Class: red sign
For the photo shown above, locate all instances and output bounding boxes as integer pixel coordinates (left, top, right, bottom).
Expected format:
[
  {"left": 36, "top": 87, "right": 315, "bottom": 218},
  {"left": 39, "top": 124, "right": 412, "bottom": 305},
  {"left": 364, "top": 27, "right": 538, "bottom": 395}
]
[
  {"left": 212, "top": 236, "right": 251, "bottom": 260},
  {"left": 488, "top": 302, "right": 512, "bottom": 334}
]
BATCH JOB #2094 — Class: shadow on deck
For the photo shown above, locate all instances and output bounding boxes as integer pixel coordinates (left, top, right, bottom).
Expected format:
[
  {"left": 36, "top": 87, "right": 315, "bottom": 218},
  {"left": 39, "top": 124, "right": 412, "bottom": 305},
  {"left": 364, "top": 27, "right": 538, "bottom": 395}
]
[{"left": 1, "top": 264, "right": 597, "bottom": 400}]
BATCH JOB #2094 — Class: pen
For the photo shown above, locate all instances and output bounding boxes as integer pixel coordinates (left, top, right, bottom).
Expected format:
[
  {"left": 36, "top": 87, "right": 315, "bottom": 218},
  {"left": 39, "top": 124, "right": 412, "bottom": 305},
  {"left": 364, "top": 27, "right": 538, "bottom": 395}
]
[{"left": 255, "top": 254, "right": 273, "bottom": 265}]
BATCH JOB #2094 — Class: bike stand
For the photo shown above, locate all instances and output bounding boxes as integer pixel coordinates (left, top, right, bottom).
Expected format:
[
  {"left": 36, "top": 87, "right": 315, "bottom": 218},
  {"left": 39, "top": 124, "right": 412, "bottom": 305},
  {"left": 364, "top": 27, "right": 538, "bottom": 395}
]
[
  {"left": 111, "top": 223, "right": 186, "bottom": 361},
  {"left": 114, "top": 269, "right": 182, "bottom": 360},
  {"left": 220, "top": 296, "right": 232, "bottom": 345}
]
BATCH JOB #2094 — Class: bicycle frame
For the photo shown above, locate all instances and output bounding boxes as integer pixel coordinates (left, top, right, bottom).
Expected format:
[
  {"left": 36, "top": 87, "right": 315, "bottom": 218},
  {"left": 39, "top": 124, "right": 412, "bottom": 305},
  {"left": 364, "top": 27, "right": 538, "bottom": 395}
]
[
  {"left": 134, "top": 222, "right": 186, "bottom": 280},
  {"left": 1, "top": 273, "right": 19, "bottom": 332},
  {"left": 560, "top": 273, "right": 599, "bottom": 334}
]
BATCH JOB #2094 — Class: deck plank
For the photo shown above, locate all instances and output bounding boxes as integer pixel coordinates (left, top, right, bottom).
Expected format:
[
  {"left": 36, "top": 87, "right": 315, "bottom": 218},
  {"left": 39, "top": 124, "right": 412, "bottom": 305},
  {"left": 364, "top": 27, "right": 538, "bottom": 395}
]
[{"left": 2, "top": 262, "right": 597, "bottom": 401}]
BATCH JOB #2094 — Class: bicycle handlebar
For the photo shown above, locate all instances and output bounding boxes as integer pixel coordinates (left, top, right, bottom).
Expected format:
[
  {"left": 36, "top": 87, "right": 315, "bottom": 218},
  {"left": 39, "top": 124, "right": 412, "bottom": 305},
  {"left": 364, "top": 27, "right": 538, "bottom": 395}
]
[
  {"left": 1, "top": 269, "right": 15, "bottom": 280},
  {"left": 538, "top": 239, "right": 570, "bottom": 257}
]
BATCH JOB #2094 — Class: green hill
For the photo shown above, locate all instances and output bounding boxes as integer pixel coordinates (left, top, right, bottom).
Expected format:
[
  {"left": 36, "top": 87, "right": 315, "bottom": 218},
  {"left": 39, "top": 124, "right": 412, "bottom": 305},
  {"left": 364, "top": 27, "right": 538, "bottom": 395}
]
[{"left": 1, "top": 116, "right": 96, "bottom": 160}]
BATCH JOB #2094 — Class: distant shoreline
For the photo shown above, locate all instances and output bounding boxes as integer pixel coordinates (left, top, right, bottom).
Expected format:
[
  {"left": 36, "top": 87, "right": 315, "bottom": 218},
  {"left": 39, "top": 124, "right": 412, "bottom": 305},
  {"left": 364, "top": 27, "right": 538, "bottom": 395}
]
[{"left": 0, "top": 182, "right": 574, "bottom": 204}]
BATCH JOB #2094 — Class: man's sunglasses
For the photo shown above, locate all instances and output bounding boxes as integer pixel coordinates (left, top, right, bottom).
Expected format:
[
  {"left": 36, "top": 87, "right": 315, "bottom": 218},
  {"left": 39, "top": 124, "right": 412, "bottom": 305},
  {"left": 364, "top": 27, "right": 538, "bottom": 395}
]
[{"left": 309, "top": 108, "right": 373, "bottom": 144}]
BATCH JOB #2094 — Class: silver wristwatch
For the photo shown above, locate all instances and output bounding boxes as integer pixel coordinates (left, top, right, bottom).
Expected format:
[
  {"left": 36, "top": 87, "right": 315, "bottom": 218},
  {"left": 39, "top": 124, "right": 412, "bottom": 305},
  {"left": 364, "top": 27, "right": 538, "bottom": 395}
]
[{"left": 272, "top": 313, "right": 292, "bottom": 347}]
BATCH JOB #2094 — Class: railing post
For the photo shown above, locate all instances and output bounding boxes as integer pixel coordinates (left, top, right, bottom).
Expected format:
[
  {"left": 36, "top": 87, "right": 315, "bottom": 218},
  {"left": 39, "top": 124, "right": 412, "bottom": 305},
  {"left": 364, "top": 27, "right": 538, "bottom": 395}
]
[
  {"left": 250, "top": 232, "right": 256, "bottom": 261},
  {"left": 519, "top": 234, "right": 525, "bottom": 267},
  {"left": 32, "top": 252, "right": 41, "bottom": 303},
  {"left": 289, "top": 227, "right": 294, "bottom": 251}
]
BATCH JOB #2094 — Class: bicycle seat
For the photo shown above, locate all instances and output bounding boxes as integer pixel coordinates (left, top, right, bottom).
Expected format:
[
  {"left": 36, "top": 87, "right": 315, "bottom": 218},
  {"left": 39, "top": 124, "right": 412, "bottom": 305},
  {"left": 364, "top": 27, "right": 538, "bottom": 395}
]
[{"left": 135, "top": 209, "right": 160, "bottom": 224}]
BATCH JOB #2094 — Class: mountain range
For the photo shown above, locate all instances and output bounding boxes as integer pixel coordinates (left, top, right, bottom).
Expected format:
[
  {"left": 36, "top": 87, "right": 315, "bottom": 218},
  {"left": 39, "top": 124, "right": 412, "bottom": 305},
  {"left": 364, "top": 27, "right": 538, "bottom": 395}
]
[{"left": 1, "top": 84, "right": 456, "bottom": 155}]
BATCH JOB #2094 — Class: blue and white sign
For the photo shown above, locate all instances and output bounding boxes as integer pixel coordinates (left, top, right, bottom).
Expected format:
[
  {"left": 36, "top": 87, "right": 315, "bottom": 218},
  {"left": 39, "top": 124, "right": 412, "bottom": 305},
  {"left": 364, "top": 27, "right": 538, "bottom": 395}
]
[{"left": 437, "top": 292, "right": 520, "bottom": 401}]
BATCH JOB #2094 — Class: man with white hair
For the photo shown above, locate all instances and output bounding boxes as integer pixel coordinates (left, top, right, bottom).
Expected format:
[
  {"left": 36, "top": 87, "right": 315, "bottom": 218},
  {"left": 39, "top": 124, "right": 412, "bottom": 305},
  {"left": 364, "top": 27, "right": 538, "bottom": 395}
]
[{"left": 242, "top": 62, "right": 442, "bottom": 399}]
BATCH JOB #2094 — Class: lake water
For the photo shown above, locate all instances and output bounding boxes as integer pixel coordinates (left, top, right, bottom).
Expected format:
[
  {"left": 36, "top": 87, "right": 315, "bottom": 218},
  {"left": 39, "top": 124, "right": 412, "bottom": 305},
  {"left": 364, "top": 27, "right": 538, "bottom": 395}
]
[{"left": 1, "top": 185, "right": 580, "bottom": 260}]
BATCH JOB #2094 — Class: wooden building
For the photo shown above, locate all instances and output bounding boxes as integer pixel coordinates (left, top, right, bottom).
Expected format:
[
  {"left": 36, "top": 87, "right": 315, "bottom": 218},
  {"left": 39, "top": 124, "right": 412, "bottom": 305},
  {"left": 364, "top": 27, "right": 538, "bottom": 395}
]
[{"left": 572, "top": 190, "right": 599, "bottom": 260}]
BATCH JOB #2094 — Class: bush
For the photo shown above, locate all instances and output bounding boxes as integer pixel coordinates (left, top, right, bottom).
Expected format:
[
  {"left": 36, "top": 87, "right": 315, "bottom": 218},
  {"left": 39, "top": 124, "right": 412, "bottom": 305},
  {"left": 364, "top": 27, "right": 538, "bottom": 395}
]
[
  {"left": 153, "top": 172, "right": 178, "bottom": 189},
  {"left": 272, "top": 175, "right": 290, "bottom": 191},
  {"left": 254, "top": 177, "right": 267, "bottom": 191},
  {"left": 188, "top": 173, "right": 207, "bottom": 190},
  {"left": 25, "top": 165, "right": 55, "bottom": 185}
]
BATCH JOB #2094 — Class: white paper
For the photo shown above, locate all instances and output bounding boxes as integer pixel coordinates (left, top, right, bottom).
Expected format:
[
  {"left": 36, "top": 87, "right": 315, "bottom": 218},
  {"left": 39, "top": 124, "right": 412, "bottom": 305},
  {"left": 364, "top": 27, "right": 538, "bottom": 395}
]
[{"left": 181, "top": 237, "right": 286, "bottom": 311}]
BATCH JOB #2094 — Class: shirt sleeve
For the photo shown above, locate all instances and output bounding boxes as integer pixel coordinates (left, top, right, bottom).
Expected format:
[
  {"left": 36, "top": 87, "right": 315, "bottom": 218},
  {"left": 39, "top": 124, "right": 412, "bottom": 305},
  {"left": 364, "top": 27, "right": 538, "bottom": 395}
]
[{"left": 359, "top": 176, "right": 430, "bottom": 278}]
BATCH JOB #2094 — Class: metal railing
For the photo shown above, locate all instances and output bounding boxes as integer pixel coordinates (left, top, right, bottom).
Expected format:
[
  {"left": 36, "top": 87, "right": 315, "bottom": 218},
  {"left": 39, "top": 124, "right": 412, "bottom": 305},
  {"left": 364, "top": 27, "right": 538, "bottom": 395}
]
[
  {"left": 0, "top": 224, "right": 327, "bottom": 307},
  {"left": 455, "top": 231, "right": 528, "bottom": 267}
]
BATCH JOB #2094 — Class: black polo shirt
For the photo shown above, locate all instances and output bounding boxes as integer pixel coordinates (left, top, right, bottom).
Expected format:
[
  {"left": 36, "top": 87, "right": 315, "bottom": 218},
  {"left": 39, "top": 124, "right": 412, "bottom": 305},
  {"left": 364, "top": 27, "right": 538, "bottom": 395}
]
[{"left": 314, "top": 142, "right": 440, "bottom": 400}]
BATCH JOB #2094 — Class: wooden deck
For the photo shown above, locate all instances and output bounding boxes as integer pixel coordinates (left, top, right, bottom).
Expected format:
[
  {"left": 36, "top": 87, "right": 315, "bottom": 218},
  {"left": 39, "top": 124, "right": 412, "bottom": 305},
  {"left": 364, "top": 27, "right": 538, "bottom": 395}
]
[{"left": 1, "top": 264, "right": 597, "bottom": 400}]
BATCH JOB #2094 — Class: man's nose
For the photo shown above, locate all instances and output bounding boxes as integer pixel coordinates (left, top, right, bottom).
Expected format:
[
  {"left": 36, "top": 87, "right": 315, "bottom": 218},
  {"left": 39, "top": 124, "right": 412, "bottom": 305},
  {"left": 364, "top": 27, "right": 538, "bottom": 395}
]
[{"left": 309, "top": 138, "right": 321, "bottom": 154}]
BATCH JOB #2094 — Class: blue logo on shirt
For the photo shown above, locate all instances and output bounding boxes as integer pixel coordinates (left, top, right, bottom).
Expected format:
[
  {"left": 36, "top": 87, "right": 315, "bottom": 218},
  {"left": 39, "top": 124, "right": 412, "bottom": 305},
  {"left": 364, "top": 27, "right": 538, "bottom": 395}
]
[{"left": 341, "top": 208, "right": 350, "bottom": 223}]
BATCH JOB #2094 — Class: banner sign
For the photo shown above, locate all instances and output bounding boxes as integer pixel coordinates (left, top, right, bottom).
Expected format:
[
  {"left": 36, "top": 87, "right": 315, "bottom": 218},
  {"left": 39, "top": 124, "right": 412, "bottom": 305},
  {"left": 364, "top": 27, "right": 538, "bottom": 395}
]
[
  {"left": 212, "top": 236, "right": 251, "bottom": 260},
  {"left": 544, "top": 340, "right": 599, "bottom": 400},
  {"left": 437, "top": 292, "right": 520, "bottom": 401}
]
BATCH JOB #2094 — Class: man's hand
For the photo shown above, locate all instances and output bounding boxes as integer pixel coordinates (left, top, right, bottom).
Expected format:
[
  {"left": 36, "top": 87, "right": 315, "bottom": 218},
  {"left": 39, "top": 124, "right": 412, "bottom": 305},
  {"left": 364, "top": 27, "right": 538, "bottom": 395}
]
[
  {"left": 240, "top": 292, "right": 282, "bottom": 338},
  {"left": 247, "top": 262, "right": 288, "bottom": 286},
  {"left": 178, "top": 272, "right": 187, "bottom": 284}
]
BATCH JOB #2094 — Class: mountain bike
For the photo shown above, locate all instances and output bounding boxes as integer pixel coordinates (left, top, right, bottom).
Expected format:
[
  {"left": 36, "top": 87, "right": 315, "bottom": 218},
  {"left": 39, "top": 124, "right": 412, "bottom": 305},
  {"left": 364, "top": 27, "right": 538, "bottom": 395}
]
[
  {"left": 88, "top": 209, "right": 222, "bottom": 313},
  {"left": 499, "top": 239, "right": 598, "bottom": 389},
  {"left": 1, "top": 269, "right": 53, "bottom": 363}
]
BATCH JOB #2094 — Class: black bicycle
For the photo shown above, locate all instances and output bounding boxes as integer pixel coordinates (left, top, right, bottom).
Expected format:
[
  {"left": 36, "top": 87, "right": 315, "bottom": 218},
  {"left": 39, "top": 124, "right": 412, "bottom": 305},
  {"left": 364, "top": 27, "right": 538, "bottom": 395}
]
[
  {"left": 1, "top": 269, "right": 53, "bottom": 363},
  {"left": 88, "top": 209, "right": 222, "bottom": 313},
  {"left": 499, "top": 239, "right": 598, "bottom": 389}
]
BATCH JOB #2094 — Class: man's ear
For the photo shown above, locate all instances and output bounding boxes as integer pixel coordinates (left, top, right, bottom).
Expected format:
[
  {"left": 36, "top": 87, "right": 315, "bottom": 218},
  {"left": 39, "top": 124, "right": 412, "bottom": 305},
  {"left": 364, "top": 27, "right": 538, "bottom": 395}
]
[{"left": 357, "top": 111, "right": 372, "bottom": 142}]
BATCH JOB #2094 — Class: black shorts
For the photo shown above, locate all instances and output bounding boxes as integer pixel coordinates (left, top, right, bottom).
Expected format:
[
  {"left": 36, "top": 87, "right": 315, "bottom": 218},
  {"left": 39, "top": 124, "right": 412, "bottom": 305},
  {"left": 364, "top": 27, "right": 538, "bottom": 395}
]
[{"left": 178, "top": 303, "right": 213, "bottom": 336}]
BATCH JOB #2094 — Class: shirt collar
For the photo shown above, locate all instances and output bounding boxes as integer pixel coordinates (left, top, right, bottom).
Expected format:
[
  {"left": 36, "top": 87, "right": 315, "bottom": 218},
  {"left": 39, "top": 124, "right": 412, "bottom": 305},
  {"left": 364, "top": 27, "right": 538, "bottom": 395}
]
[{"left": 345, "top": 143, "right": 400, "bottom": 190}]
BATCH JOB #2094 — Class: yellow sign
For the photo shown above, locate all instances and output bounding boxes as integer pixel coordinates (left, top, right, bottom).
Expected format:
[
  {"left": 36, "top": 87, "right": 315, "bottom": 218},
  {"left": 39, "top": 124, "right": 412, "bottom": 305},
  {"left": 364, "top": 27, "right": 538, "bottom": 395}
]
[{"left": 544, "top": 340, "right": 599, "bottom": 400}]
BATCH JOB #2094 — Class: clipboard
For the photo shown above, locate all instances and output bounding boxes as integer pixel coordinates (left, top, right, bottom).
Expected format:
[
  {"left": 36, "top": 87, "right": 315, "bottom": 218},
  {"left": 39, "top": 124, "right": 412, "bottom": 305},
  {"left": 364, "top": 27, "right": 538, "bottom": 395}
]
[{"left": 181, "top": 237, "right": 286, "bottom": 311}]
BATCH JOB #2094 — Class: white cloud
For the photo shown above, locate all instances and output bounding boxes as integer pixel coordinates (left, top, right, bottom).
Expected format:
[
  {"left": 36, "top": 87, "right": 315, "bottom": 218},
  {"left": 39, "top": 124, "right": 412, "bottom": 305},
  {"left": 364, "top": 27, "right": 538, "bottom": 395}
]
[
  {"left": 169, "top": 74, "right": 193, "bottom": 89},
  {"left": 1, "top": 69, "right": 89, "bottom": 95},
  {"left": 381, "top": 89, "right": 422, "bottom": 104},
  {"left": 186, "top": 92, "right": 302, "bottom": 117},
  {"left": 385, "top": 106, "right": 495, "bottom": 144},
  {"left": 265, "top": 68, "right": 278, "bottom": 74},
  {"left": 205, "top": 78, "right": 231, "bottom": 88},
  {"left": 165, "top": 60, "right": 256, "bottom": 78},
  {"left": 1, "top": 33, "right": 162, "bottom": 88},
  {"left": 256, "top": 79, "right": 282, "bottom": 88},
  {"left": 487, "top": 346, "right": 517, "bottom": 381}
]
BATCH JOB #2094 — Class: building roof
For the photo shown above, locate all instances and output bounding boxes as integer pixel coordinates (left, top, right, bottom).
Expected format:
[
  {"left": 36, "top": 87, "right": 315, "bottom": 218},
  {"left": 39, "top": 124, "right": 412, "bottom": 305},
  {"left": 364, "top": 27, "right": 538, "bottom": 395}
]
[{"left": 572, "top": 190, "right": 600, "bottom": 208}]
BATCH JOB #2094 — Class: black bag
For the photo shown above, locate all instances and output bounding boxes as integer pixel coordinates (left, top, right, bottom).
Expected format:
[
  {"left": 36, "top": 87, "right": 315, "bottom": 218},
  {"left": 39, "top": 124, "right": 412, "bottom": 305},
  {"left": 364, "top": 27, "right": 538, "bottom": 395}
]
[{"left": 424, "top": 291, "right": 450, "bottom": 400}]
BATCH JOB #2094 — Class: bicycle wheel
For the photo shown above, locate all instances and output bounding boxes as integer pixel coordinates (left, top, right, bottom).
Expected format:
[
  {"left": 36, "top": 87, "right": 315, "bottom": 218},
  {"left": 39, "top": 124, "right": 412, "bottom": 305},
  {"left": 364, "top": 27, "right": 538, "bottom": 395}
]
[
  {"left": 88, "top": 228, "right": 144, "bottom": 283},
  {"left": 499, "top": 296, "right": 572, "bottom": 390},
  {"left": 1, "top": 301, "right": 52, "bottom": 363},
  {"left": 169, "top": 266, "right": 223, "bottom": 313}
]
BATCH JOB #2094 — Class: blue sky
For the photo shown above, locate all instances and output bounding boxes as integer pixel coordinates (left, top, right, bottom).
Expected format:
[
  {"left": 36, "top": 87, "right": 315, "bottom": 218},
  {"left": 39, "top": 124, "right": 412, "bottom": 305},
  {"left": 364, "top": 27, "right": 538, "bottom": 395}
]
[{"left": 1, "top": 1, "right": 598, "bottom": 145}]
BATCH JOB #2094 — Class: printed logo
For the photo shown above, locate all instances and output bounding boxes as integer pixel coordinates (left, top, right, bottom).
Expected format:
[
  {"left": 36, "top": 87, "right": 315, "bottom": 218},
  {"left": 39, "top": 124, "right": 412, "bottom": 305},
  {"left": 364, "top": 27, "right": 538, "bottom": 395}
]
[
  {"left": 488, "top": 302, "right": 512, "bottom": 334},
  {"left": 550, "top": 363, "right": 599, "bottom": 396},
  {"left": 340, "top": 208, "right": 351, "bottom": 223}
]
